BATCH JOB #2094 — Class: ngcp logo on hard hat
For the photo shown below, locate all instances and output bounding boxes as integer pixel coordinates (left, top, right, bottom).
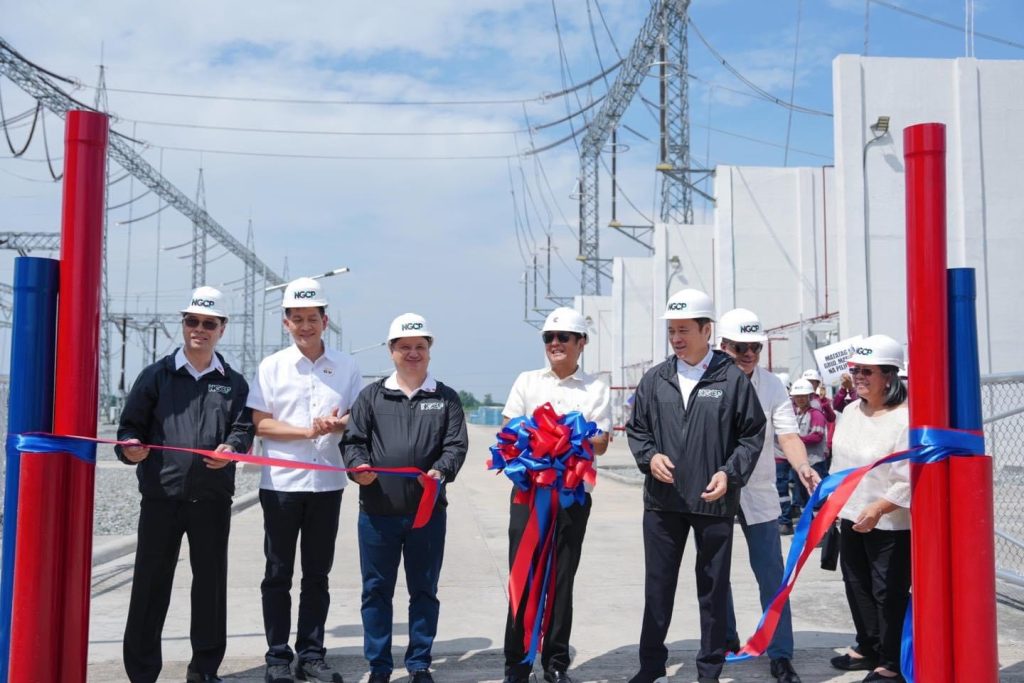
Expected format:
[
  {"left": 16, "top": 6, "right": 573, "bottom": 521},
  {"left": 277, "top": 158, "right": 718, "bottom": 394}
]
[
  {"left": 740, "top": 323, "right": 760, "bottom": 333},
  {"left": 192, "top": 298, "right": 216, "bottom": 308},
  {"left": 402, "top": 322, "right": 424, "bottom": 331},
  {"left": 668, "top": 302, "right": 688, "bottom": 310},
  {"left": 854, "top": 347, "right": 873, "bottom": 356},
  {"left": 293, "top": 290, "right": 317, "bottom": 299}
]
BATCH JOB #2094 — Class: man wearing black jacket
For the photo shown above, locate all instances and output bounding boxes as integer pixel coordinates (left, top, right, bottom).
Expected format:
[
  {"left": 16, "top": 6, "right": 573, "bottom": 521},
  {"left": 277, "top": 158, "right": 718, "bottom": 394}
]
[
  {"left": 116, "top": 286, "right": 254, "bottom": 683},
  {"left": 341, "top": 313, "right": 468, "bottom": 683},
  {"left": 626, "top": 289, "right": 766, "bottom": 683}
]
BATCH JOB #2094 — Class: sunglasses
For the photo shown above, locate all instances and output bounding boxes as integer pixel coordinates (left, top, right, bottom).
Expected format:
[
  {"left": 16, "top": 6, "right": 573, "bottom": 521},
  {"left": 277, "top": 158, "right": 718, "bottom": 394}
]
[
  {"left": 849, "top": 366, "right": 874, "bottom": 377},
  {"left": 542, "top": 331, "right": 579, "bottom": 344},
  {"left": 183, "top": 316, "right": 221, "bottom": 331},
  {"left": 728, "top": 341, "right": 763, "bottom": 355}
]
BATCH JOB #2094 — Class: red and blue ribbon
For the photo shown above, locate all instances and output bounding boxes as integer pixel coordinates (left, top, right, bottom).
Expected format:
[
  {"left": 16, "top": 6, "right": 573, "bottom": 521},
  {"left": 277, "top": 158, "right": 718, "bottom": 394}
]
[
  {"left": 8, "top": 432, "right": 442, "bottom": 529},
  {"left": 727, "top": 425, "right": 985, "bottom": 683},
  {"left": 487, "top": 403, "right": 600, "bottom": 664}
]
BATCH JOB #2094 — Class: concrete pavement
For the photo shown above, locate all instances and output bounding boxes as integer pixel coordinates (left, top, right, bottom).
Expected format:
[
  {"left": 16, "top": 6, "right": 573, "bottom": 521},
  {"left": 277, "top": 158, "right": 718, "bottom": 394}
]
[{"left": 88, "top": 424, "right": 1024, "bottom": 681}]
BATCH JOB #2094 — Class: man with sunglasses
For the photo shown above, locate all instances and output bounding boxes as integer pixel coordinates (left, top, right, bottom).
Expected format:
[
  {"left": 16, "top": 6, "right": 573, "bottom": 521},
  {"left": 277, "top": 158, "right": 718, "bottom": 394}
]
[
  {"left": 116, "top": 286, "right": 254, "bottom": 683},
  {"left": 627, "top": 289, "right": 766, "bottom": 683},
  {"left": 248, "top": 278, "right": 363, "bottom": 683},
  {"left": 500, "top": 307, "right": 611, "bottom": 683},
  {"left": 717, "top": 308, "right": 819, "bottom": 683}
]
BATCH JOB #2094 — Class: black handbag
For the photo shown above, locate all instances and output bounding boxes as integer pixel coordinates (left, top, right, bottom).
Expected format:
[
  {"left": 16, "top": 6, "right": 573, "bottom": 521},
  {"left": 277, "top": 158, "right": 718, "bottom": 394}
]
[{"left": 820, "top": 522, "right": 840, "bottom": 571}]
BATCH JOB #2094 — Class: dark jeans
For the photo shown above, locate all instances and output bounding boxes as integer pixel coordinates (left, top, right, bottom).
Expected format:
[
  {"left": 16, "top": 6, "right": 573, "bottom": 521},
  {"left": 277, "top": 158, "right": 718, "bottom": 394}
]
[
  {"left": 123, "top": 497, "right": 231, "bottom": 683},
  {"left": 839, "top": 519, "right": 911, "bottom": 672},
  {"left": 775, "top": 462, "right": 793, "bottom": 523},
  {"left": 791, "top": 460, "right": 830, "bottom": 512},
  {"left": 358, "top": 507, "right": 447, "bottom": 674},
  {"left": 638, "top": 510, "right": 734, "bottom": 681},
  {"left": 260, "top": 488, "right": 344, "bottom": 666},
  {"left": 504, "top": 492, "right": 592, "bottom": 678},
  {"left": 725, "top": 514, "right": 793, "bottom": 659}
]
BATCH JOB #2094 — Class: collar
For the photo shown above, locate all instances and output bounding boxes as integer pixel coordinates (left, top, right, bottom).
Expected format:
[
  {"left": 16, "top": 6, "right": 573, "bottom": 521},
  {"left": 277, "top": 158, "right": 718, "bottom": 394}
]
[
  {"left": 676, "top": 347, "right": 714, "bottom": 373},
  {"left": 384, "top": 371, "right": 436, "bottom": 395},
  {"left": 543, "top": 364, "right": 586, "bottom": 383},
  {"left": 175, "top": 347, "right": 224, "bottom": 376},
  {"left": 284, "top": 342, "right": 330, "bottom": 367}
]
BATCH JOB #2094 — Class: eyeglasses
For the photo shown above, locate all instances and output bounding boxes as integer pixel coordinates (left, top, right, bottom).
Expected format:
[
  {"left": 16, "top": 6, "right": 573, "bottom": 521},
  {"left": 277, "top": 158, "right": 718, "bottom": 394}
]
[
  {"left": 183, "top": 316, "right": 221, "bottom": 331},
  {"left": 849, "top": 366, "right": 874, "bottom": 377},
  {"left": 542, "top": 331, "right": 579, "bottom": 344},
  {"left": 728, "top": 341, "right": 762, "bottom": 355}
]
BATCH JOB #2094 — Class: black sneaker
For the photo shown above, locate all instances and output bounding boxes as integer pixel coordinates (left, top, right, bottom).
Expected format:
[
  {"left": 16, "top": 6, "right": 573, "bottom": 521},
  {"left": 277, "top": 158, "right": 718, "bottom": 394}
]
[
  {"left": 410, "top": 670, "right": 435, "bottom": 683},
  {"left": 186, "top": 664, "right": 223, "bottom": 682},
  {"left": 295, "top": 658, "right": 343, "bottom": 683},
  {"left": 266, "top": 663, "right": 294, "bottom": 683},
  {"left": 367, "top": 673, "right": 391, "bottom": 683}
]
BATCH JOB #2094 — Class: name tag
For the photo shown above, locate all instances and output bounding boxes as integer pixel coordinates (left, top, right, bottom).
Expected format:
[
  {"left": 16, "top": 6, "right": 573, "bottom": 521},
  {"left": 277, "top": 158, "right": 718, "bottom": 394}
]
[
  {"left": 419, "top": 400, "right": 444, "bottom": 411},
  {"left": 208, "top": 384, "right": 232, "bottom": 395},
  {"left": 697, "top": 388, "right": 723, "bottom": 399}
]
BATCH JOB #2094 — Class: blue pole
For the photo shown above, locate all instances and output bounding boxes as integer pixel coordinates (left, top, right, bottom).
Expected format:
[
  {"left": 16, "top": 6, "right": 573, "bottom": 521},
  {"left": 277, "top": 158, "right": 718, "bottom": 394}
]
[
  {"left": 947, "top": 267, "right": 999, "bottom": 681},
  {"left": 0, "top": 257, "right": 59, "bottom": 681}
]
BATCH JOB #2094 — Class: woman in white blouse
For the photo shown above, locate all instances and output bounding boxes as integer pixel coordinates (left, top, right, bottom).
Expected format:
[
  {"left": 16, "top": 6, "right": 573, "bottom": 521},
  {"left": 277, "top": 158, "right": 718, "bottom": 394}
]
[{"left": 828, "top": 335, "right": 909, "bottom": 683}]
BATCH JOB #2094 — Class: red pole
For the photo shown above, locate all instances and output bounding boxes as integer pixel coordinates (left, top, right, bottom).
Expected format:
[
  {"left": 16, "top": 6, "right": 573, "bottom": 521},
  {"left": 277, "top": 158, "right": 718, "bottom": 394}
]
[
  {"left": 9, "top": 110, "right": 108, "bottom": 683},
  {"left": 903, "top": 122, "right": 952, "bottom": 682}
]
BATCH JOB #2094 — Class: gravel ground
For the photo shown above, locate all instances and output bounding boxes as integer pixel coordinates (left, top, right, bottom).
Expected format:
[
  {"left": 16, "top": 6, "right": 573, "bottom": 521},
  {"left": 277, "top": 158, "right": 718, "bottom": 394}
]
[{"left": 0, "top": 434, "right": 262, "bottom": 540}]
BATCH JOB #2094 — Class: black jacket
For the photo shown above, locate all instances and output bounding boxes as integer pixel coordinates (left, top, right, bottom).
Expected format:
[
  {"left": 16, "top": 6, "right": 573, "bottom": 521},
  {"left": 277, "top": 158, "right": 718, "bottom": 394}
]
[
  {"left": 116, "top": 350, "right": 254, "bottom": 502},
  {"left": 341, "top": 378, "right": 468, "bottom": 516},
  {"left": 626, "top": 350, "right": 766, "bottom": 517}
]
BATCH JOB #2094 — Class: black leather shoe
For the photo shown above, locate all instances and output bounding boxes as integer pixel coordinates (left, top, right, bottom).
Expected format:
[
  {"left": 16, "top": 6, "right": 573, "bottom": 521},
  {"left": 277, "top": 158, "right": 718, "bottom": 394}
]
[
  {"left": 770, "top": 658, "right": 802, "bottom": 683},
  {"left": 725, "top": 636, "right": 741, "bottom": 653},
  {"left": 502, "top": 677, "right": 528, "bottom": 683},
  {"left": 410, "top": 670, "right": 434, "bottom": 683},
  {"left": 367, "top": 673, "right": 391, "bottom": 683},
  {"left": 831, "top": 653, "right": 878, "bottom": 671},
  {"left": 544, "top": 669, "right": 574, "bottom": 683},
  {"left": 862, "top": 672, "right": 905, "bottom": 682},
  {"left": 627, "top": 673, "right": 668, "bottom": 683},
  {"left": 186, "top": 671, "right": 223, "bottom": 682},
  {"left": 697, "top": 677, "right": 720, "bottom": 683}
]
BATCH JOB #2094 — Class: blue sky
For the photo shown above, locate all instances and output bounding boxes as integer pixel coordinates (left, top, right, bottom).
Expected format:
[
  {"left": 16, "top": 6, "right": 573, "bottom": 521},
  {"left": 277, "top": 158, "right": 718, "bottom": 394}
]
[{"left": 1, "top": 0, "right": 1022, "bottom": 399}]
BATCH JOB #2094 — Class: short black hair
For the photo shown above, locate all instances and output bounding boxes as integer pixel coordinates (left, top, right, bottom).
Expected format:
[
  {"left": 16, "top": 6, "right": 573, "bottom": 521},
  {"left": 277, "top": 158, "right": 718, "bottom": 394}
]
[
  {"left": 695, "top": 317, "right": 713, "bottom": 329},
  {"left": 880, "top": 365, "right": 908, "bottom": 407},
  {"left": 283, "top": 306, "right": 326, "bottom": 317},
  {"left": 388, "top": 336, "right": 434, "bottom": 350}
]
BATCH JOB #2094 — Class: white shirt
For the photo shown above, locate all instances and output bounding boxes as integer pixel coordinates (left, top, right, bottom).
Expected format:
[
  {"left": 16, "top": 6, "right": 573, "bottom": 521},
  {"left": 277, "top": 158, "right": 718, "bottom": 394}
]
[
  {"left": 502, "top": 366, "right": 611, "bottom": 494},
  {"left": 384, "top": 371, "right": 436, "bottom": 397},
  {"left": 676, "top": 348, "right": 714, "bottom": 409},
  {"left": 740, "top": 366, "right": 800, "bottom": 525},
  {"left": 175, "top": 347, "right": 224, "bottom": 380},
  {"left": 247, "top": 344, "right": 363, "bottom": 492},
  {"left": 830, "top": 400, "right": 911, "bottom": 531}
]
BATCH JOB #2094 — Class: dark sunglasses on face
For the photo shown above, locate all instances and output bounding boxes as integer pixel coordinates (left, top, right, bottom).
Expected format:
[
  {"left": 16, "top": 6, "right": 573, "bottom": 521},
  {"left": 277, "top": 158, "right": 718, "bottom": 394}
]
[
  {"left": 183, "top": 316, "right": 221, "bottom": 331},
  {"left": 729, "top": 341, "right": 762, "bottom": 355},
  {"left": 543, "top": 331, "right": 578, "bottom": 344},
  {"left": 849, "top": 366, "right": 874, "bottom": 377}
]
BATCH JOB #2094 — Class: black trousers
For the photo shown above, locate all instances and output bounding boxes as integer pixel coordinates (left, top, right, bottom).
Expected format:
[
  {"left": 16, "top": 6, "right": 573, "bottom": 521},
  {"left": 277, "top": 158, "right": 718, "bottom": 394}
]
[
  {"left": 839, "top": 519, "right": 911, "bottom": 672},
  {"left": 260, "top": 488, "right": 344, "bottom": 665},
  {"left": 123, "top": 497, "right": 232, "bottom": 683},
  {"left": 638, "top": 510, "right": 734, "bottom": 681},
  {"left": 504, "top": 491, "right": 592, "bottom": 678}
]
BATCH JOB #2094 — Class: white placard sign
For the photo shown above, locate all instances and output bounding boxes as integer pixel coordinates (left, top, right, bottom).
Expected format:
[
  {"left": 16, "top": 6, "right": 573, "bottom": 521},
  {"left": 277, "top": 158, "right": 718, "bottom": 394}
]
[{"left": 813, "top": 335, "right": 864, "bottom": 386}]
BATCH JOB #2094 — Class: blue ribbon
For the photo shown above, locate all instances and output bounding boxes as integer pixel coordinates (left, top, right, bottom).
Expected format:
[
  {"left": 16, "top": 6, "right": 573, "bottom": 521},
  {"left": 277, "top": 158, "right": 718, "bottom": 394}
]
[{"left": 6, "top": 433, "right": 97, "bottom": 464}]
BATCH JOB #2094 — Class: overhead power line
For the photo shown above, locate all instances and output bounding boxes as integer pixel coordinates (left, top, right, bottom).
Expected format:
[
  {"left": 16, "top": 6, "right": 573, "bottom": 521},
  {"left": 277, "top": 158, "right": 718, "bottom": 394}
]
[
  {"left": 122, "top": 118, "right": 530, "bottom": 137},
  {"left": 869, "top": 0, "right": 1024, "bottom": 51}
]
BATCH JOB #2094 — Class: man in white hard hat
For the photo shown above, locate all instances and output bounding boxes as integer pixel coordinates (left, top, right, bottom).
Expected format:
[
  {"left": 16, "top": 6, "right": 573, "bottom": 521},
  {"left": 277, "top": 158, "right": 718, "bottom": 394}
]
[
  {"left": 117, "top": 286, "right": 254, "bottom": 683},
  {"left": 342, "top": 314, "right": 468, "bottom": 683},
  {"left": 500, "top": 307, "right": 611, "bottom": 683},
  {"left": 716, "top": 308, "right": 819, "bottom": 683},
  {"left": 626, "top": 289, "right": 766, "bottom": 683},
  {"left": 800, "top": 368, "right": 836, "bottom": 423},
  {"left": 247, "top": 277, "right": 362, "bottom": 683}
]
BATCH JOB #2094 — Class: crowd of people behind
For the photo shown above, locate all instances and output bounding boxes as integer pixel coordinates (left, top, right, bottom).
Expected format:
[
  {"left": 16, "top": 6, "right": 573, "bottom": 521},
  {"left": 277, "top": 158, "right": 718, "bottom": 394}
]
[{"left": 114, "top": 280, "right": 911, "bottom": 683}]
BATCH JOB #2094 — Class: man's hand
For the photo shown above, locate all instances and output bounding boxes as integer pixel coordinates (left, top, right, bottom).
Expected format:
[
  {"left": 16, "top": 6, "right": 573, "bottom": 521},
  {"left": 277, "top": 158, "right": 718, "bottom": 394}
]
[
  {"left": 796, "top": 463, "right": 822, "bottom": 493},
  {"left": 700, "top": 471, "right": 729, "bottom": 502},
  {"left": 204, "top": 444, "right": 233, "bottom": 469},
  {"left": 419, "top": 469, "right": 444, "bottom": 487},
  {"left": 351, "top": 463, "right": 377, "bottom": 486},
  {"left": 650, "top": 453, "right": 675, "bottom": 484},
  {"left": 122, "top": 438, "right": 150, "bottom": 463},
  {"left": 840, "top": 373, "right": 854, "bottom": 391}
]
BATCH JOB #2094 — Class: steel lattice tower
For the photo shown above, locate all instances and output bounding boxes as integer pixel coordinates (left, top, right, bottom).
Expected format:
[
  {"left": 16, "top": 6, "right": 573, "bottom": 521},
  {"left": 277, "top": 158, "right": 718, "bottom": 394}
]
[
  {"left": 658, "top": 4, "right": 694, "bottom": 225},
  {"left": 241, "top": 219, "right": 256, "bottom": 378},
  {"left": 191, "top": 168, "right": 207, "bottom": 288}
]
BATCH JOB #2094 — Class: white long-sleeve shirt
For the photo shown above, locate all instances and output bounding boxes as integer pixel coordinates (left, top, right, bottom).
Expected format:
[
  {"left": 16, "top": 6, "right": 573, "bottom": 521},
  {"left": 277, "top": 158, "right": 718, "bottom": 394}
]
[{"left": 830, "top": 399, "right": 910, "bottom": 530}]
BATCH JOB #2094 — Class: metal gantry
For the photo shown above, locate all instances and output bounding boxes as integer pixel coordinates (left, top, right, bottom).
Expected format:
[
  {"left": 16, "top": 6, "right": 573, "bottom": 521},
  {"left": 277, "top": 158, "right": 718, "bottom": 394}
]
[{"left": 0, "top": 231, "right": 61, "bottom": 255}]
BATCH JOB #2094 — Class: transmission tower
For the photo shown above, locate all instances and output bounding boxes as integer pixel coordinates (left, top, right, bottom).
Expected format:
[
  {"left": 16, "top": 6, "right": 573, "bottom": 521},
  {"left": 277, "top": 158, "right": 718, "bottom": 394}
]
[
  {"left": 241, "top": 219, "right": 257, "bottom": 377},
  {"left": 95, "top": 54, "right": 113, "bottom": 409},
  {"left": 576, "top": 0, "right": 695, "bottom": 294},
  {"left": 192, "top": 167, "right": 207, "bottom": 288}
]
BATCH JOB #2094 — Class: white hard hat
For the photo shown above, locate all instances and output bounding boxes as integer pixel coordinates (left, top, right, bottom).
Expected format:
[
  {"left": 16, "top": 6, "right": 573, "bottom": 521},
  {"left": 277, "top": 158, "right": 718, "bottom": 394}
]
[
  {"left": 181, "top": 286, "right": 229, "bottom": 319},
  {"left": 542, "top": 307, "right": 588, "bottom": 336},
  {"left": 801, "top": 368, "right": 822, "bottom": 383},
  {"left": 282, "top": 277, "right": 329, "bottom": 309},
  {"left": 848, "top": 334, "right": 904, "bottom": 367},
  {"left": 775, "top": 372, "right": 792, "bottom": 389},
  {"left": 662, "top": 288, "right": 716, "bottom": 321},
  {"left": 717, "top": 308, "right": 767, "bottom": 343},
  {"left": 388, "top": 312, "right": 433, "bottom": 342},
  {"left": 789, "top": 378, "right": 815, "bottom": 396}
]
